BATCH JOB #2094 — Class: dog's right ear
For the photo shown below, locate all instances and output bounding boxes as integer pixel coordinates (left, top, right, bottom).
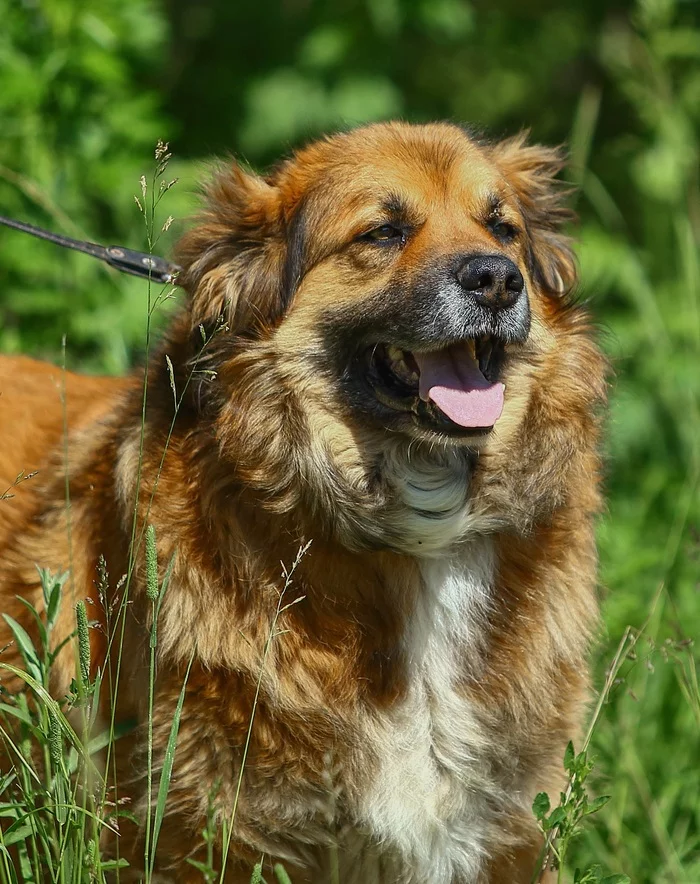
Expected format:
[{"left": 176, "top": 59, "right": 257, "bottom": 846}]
[
  {"left": 176, "top": 163, "right": 298, "bottom": 335},
  {"left": 489, "top": 134, "right": 577, "bottom": 299}
]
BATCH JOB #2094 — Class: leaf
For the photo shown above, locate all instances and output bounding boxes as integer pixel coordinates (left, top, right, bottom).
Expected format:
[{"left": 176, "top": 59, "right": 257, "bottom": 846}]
[
  {"left": 274, "top": 863, "right": 292, "bottom": 884},
  {"left": 14, "top": 597, "right": 47, "bottom": 655},
  {"left": 59, "top": 834, "right": 75, "bottom": 878},
  {"left": 86, "top": 717, "right": 137, "bottom": 755},
  {"left": 601, "top": 876, "right": 631, "bottom": 884},
  {"left": 586, "top": 794, "right": 612, "bottom": 815},
  {"left": 187, "top": 857, "right": 214, "bottom": 875},
  {"left": 0, "top": 845, "right": 18, "bottom": 884},
  {"left": 0, "top": 663, "right": 82, "bottom": 757},
  {"left": 2, "top": 615, "right": 42, "bottom": 684},
  {"left": 532, "top": 791, "right": 551, "bottom": 820},
  {"left": 37, "top": 567, "right": 67, "bottom": 632},
  {"left": 0, "top": 771, "right": 17, "bottom": 795},
  {"left": 49, "top": 630, "right": 78, "bottom": 665},
  {"left": 66, "top": 746, "right": 79, "bottom": 776},
  {"left": 546, "top": 806, "right": 567, "bottom": 830},
  {"left": 3, "top": 810, "right": 45, "bottom": 850},
  {"left": 38, "top": 566, "right": 52, "bottom": 611},
  {"left": 564, "top": 740, "right": 576, "bottom": 773},
  {"left": 99, "top": 859, "right": 130, "bottom": 871},
  {"left": 112, "top": 808, "right": 140, "bottom": 825},
  {"left": 149, "top": 652, "right": 195, "bottom": 872},
  {"left": 1, "top": 823, "right": 33, "bottom": 847},
  {"left": 0, "top": 702, "right": 34, "bottom": 727},
  {"left": 46, "top": 576, "right": 64, "bottom": 632}
]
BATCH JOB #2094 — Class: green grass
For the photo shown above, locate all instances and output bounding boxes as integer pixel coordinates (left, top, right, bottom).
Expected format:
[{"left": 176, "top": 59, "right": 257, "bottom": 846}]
[{"left": 565, "top": 6, "right": 700, "bottom": 878}]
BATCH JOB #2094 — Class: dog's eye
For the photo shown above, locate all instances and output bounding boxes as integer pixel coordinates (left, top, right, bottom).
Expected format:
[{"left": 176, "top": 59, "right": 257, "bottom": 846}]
[
  {"left": 490, "top": 220, "right": 518, "bottom": 243},
  {"left": 361, "top": 224, "right": 406, "bottom": 245}
]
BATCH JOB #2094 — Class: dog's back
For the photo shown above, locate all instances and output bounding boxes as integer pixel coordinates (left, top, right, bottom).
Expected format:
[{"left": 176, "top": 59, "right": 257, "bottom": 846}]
[
  {"left": 0, "top": 356, "right": 130, "bottom": 689},
  {"left": 0, "top": 355, "right": 126, "bottom": 488}
]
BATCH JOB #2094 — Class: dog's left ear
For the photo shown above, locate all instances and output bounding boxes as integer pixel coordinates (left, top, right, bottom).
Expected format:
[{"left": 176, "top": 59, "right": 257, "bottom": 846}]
[
  {"left": 175, "top": 162, "right": 304, "bottom": 334},
  {"left": 490, "top": 134, "right": 576, "bottom": 297}
]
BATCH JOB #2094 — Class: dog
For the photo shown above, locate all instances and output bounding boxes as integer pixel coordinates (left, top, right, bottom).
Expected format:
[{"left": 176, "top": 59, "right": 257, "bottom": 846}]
[{"left": 0, "top": 122, "right": 606, "bottom": 883}]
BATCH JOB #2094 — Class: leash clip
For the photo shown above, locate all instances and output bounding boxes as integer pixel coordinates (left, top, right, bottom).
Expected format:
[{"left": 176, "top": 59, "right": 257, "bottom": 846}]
[{"left": 105, "top": 246, "right": 179, "bottom": 284}]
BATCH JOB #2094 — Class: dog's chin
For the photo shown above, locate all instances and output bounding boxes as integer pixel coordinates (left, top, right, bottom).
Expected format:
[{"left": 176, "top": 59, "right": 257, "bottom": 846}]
[{"left": 347, "top": 336, "right": 508, "bottom": 446}]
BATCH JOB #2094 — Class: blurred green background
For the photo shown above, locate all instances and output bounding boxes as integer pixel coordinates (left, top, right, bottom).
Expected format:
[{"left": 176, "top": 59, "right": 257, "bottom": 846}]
[{"left": 1, "top": 0, "right": 699, "bottom": 879}]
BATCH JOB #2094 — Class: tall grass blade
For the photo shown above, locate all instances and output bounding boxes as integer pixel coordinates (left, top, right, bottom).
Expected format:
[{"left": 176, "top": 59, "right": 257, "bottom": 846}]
[
  {"left": 148, "top": 651, "right": 195, "bottom": 875},
  {"left": 2, "top": 615, "right": 42, "bottom": 684},
  {"left": 274, "top": 863, "right": 292, "bottom": 884}
]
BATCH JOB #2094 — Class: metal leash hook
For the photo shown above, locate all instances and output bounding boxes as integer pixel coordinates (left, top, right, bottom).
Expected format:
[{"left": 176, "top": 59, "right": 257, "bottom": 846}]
[{"left": 0, "top": 214, "right": 183, "bottom": 285}]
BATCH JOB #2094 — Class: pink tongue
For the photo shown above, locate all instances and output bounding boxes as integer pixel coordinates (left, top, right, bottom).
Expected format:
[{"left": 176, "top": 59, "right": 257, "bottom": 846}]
[{"left": 413, "top": 343, "right": 505, "bottom": 428}]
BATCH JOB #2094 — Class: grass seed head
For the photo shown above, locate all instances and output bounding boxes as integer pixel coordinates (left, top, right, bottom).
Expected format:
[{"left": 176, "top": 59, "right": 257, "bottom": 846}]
[
  {"left": 48, "top": 705, "right": 63, "bottom": 769},
  {"left": 75, "top": 599, "right": 91, "bottom": 689},
  {"left": 146, "top": 524, "right": 159, "bottom": 601}
]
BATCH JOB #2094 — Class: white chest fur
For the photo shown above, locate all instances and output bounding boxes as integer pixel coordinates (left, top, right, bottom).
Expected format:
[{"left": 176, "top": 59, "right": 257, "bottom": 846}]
[{"left": 350, "top": 540, "right": 496, "bottom": 884}]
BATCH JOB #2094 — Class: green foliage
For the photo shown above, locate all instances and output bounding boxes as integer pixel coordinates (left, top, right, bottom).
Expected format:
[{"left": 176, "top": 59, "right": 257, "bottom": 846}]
[
  {"left": 569, "top": 3, "right": 700, "bottom": 881},
  {"left": 573, "top": 868, "right": 630, "bottom": 884},
  {"left": 0, "top": 573, "right": 117, "bottom": 883},
  {"left": 0, "top": 0, "right": 192, "bottom": 371},
  {"left": 186, "top": 779, "right": 223, "bottom": 882},
  {"left": 532, "top": 743, "right": 618, "bottom": 882}
]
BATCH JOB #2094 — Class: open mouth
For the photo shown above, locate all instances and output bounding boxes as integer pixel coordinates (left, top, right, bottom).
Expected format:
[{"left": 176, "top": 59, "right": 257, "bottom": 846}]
[{"left": 365, "top": 337, "right": 506, "bottom": 435}]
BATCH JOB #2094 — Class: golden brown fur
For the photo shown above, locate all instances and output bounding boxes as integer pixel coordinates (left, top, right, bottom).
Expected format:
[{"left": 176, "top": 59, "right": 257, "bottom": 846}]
[{"left": 0, "top": 122, "right": 606, "bottom": 883}]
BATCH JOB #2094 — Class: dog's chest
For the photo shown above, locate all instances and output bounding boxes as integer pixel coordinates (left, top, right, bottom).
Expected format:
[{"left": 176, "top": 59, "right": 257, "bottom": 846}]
[{"left": 348, "top": 542, "right": 496, "bottom": 884}]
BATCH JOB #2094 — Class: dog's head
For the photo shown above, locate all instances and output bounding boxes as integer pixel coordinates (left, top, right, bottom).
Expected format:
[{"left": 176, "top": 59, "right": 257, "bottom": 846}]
[{"left": 176, "top": 122, "right": 604, "bottom": 553}]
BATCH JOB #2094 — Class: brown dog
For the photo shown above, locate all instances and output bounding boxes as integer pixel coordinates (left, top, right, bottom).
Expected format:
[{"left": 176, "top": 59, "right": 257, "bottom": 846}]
[{"left": 0, "top": 122, "right": 606, "bottom": 883}]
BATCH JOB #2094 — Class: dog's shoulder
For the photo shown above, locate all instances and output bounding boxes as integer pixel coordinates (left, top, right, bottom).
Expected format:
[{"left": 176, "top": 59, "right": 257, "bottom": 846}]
[{"left": 0, "top": 355, "right": 129, "bottom": 486}]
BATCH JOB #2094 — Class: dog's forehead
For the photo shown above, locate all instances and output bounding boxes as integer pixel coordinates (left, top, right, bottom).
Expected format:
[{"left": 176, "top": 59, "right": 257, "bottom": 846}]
[{"left": 285, "top": 124, "right": 508, "bottom": 215}]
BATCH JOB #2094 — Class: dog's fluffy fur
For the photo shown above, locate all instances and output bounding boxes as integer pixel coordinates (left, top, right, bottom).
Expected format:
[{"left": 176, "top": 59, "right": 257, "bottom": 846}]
[{"left": 0, "top": 122, "right": 606, "bottom": 882}]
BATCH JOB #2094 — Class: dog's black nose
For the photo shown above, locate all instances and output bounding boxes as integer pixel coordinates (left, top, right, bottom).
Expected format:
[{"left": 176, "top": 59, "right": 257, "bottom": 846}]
[{"left": 456, "top": 255, "right": 524, "bottom": 310}]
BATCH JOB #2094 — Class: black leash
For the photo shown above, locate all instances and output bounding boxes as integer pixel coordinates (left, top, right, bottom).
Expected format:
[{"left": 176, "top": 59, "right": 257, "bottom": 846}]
[{"left": 0, "top": 214, "right": 182, "bottom": 285}]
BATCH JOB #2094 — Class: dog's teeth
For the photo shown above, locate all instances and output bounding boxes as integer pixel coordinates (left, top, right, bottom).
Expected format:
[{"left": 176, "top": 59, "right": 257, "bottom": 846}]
[{"left": 385, "top": 346, "right": 418, "bottom": 385}]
